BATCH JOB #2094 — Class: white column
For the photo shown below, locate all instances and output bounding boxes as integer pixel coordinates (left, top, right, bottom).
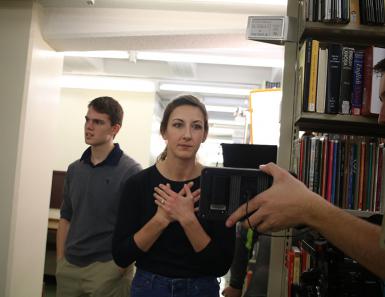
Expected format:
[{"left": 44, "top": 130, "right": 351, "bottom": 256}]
[{"left": 0, "top": 2, "right": 63, "bottom": 296}]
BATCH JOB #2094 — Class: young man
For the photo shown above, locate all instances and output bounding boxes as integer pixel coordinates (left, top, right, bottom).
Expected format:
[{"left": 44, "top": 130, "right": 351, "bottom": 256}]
[
  {"left": 56, "top": 96, "right": 142, "bottom": 297},
  {"left": 226, "top": 58, "right": 385, "bottom": 280}
]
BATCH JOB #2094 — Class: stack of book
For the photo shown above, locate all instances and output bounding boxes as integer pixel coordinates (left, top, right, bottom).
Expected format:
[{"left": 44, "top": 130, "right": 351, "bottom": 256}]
[
  {"left": 298, "top": 39, "right": 385, "bottom": 116},
  {"left": 305, "top": 0, "right": 385, "bottom": 25},
  {"left": 294, "top": 133, "right": 385, "bottom": 211}
]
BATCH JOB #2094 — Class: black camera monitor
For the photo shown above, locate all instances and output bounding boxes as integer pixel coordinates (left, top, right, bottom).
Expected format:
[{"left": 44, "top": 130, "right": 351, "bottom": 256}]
[{"left": 199, "top": 167, "right": 273, "bottom": 220}]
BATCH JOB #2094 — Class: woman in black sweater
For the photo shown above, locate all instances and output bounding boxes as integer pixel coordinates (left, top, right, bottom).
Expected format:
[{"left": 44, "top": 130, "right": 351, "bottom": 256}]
[{"left": 112, "top": 95, "right": 235, "bottom": 297}]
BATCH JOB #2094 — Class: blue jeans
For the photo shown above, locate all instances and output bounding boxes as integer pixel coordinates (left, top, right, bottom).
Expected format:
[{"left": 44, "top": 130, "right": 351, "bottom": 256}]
[{"left": 131, "top": 269, "right": 220, "bottom": 297}]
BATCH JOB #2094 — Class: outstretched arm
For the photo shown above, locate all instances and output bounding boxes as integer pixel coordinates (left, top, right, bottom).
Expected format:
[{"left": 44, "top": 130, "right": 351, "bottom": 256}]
[{"left": 226, "top": 162, "right": 385, "bottom": 280}]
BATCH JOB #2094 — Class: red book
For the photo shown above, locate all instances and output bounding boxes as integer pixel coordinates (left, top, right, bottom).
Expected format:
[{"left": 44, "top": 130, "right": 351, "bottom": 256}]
[{"left": 286, "top": 250, "right": 295, "bottom": 297}]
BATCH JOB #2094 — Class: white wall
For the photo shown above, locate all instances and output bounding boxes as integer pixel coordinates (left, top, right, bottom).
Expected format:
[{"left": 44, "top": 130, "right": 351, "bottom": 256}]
[
  {"left": 54, "top": 88, "right": 156, "bottom": 170},
  {"left": 0, "top": 2, "right": 33, "bottom": 294},
  {"left": 0, "top": 2, "right": 63, "bottom": 297}
]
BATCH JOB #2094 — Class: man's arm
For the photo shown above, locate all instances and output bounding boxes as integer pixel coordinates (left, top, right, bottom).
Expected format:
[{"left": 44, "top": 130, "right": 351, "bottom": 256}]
[
  {"left": 56, "top": 218, "right": 70, "bottom": 260},
  {"left": 226, "top": 162, "right": 385, "bottom": 280}
]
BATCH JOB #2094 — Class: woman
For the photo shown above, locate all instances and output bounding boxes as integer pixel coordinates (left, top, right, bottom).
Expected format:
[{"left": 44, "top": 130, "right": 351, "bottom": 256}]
[{"left": 112, "top": 95, "right": 235, "bottom": 297}]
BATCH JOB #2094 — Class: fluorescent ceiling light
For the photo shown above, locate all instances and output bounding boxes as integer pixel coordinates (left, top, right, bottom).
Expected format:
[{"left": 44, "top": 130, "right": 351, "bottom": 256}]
[
  {"left": 159, "top": 83, "right": 252, "bottom": 96},
  {"left": 61, "top": 51, "right": 129, "bottom": 59},
  {"left": 137, "top": 51, "right": 283, "bottom": 68},
  {"left": 61, "top": 75, "right": 155, "bottom": 92},
  {"left": 205, "top": 105, "right": 237, "bottom": 113}
]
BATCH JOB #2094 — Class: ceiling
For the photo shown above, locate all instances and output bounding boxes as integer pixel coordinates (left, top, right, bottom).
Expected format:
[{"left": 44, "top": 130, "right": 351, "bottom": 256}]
[{"left": 37, "top": 0, "right": 286, "bottom": 142}]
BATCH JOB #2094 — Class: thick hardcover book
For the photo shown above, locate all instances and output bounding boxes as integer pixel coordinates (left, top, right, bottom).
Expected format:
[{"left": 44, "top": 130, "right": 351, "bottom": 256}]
[
  {"left": 313, "top": 137, "right": 322, "bottom": 194},
  {"left": 331, "top": 139, "right": 340, "bottom": 205},
  {"left": 351, "top": 49, "right": 365, "bottom": 115},
  {"left": 339, "top": 47, "right": 354, "bottom": 114},
  {"left": 316, "top": 47, "right": 328, "bottom": 113},
  {"left": 309, "top": 137, "right": 317, "bottom": 191},
  {"left": 325, "top": 44, "right": 342, "bottom": 114},
  {"left": 298, "top": 40, "right": 313, "bottom": 112},
  {"left": 361, "top": 46, "right": 374, "bottom": 116},
  {"left": 347, "top": 140, "right": 357, "bottom": 209},
  {"left": 353, "top": 138, "right": 361, "bottom": 209},
  {"left": 308, "top": 40, "right": 320, "bottom": 112}
]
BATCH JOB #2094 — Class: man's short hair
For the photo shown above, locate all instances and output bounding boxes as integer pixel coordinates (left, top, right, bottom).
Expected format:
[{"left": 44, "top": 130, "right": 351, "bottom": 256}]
[
  {"left": 374, "top": 58, "right": 385, "bottom": 73},
  {"left": 88, "top": 96, "right": 123, "bottom": 126}
]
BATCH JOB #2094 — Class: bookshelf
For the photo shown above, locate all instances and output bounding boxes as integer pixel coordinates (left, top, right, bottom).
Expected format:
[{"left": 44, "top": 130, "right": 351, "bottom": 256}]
[
  {"left": 287, "top": 0, "right": 385, "bottom": 295},
  {"left": 295, "top": 112, "right": 385, "bottom": 136},
  {"left": 247, "top": 0, "right": 385, "bottom": 295},
  {"left": 300, "top": 22, "right": 385, "bottom": 46}
]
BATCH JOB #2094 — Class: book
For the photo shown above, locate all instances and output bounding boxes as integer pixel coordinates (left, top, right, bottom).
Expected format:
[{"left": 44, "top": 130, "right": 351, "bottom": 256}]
[
  {"left": 325, "top": 44, "right": 342, "bottom": 114},
  {"left": 286, "top": 250, "right": 295, "bottom": 297},
  {"left": 298, "top": 40, "right": 313, "bottom": 112},
  {"left": 316, "top": 47, "right": 328, "bottom": 113},
  {"left": 339, "top": 47, "right": 354, "bottom": 114},
  {"left": 350, "top": 0, "right": 361, "bottom": 24},
  {"left": 358, "top": 140, "right": 366, "bottom": 209},
  {"left": 351, "top": 49, "right": 365, "bottom": 115},
  {"left": 361, "top": 46, "right": 374, "bottom": 116},
  {"left": 308, "top": 39, "right": 320, "bottom": 112}
]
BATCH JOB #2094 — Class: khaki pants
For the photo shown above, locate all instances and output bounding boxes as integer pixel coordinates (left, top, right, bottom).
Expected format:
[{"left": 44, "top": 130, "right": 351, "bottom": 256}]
[{"left": 56, "top": 258, "right": 133, "bottom": 297}]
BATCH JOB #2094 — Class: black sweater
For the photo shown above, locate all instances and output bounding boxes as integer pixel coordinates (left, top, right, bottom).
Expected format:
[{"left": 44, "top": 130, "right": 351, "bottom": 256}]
[{"left": 112, "top": 165, "right": 235, "bottom": 278}]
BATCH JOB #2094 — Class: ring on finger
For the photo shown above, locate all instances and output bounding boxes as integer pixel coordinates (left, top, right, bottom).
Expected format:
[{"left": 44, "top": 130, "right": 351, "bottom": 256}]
[{"left": 161, "top": 198, "right": 165, "bottom": 204}]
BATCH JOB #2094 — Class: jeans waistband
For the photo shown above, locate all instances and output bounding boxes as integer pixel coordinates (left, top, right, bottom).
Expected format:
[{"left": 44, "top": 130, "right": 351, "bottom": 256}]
[{"left": 135, "top": 268, "right": 217, "bottom": 287}]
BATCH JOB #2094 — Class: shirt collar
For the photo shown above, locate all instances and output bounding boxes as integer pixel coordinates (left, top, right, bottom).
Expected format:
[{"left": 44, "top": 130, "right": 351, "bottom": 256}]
[{"left": 80, "top": 143, "right": 123, "bottom": 167}]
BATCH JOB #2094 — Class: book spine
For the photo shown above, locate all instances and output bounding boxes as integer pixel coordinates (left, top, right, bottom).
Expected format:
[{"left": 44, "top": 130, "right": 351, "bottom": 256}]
[
  {"left": 325, "top": 44, "right": 342, "bottom": 114},
  {"left": 347, "top": 141, "right": 356, "bottom": 209},
  {"left": 321, "top": 135, "right": 329, "bottom": 198},
  {"left": 339, "top": 47, "right": 354, "bottom": 114},
  {"left": 350, "top": 0, "right": 361, "bottom": 24},
  {"left": 308, "top": 40, "right": 320, "bottom": 112},
  {"left": 316, "top": 48, "right": 328, "bottom": 113},
  {"left": 351, "top": 49, "right": 365, "bottom": 115},
  {"left": 303, "top": 40, "right": 313, "bottom": 112},
  {"left": 366, "top": 142, "right": 374, "bottom": 210},
  {"left": 361, "top": 46, "right": 373, "bottom": 116},
  {"left": 358, "top": 141, "right": 366, "bottom": 209}
]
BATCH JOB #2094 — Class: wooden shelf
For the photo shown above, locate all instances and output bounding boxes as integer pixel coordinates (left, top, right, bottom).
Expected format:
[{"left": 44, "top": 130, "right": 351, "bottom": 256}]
[
  {"left": 299, "top": 22, "right": 385, "bottom": 46},
  {"left": 345, "top": 209, "right": 382, "bottom": 218},
  {"left": 295, "top": 112, "right": 385, "bottom": 137}
]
